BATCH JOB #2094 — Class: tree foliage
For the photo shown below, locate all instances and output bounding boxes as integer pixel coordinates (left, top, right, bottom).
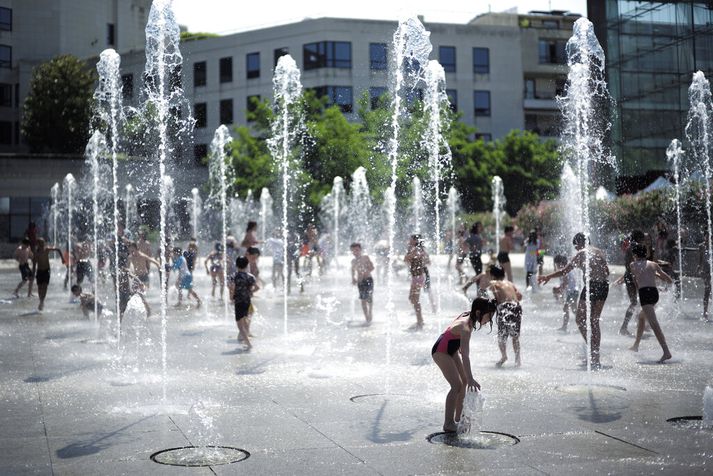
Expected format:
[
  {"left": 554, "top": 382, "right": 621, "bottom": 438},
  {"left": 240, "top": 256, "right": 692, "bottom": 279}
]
[{"left": 22, "top": 55, "right": 96, "bottom": 153}]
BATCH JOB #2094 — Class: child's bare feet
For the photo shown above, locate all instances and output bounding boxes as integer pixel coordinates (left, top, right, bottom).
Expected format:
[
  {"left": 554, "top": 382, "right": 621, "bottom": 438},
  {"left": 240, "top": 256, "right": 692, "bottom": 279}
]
[
  {"left": 443, "top": 422, "right": 457, "bottom": 433},
  {"left": 659, "top": 352, "right": 672, "bottom": 363},
  {"left": 515, "top": 358, "right": 521, "bottom": 367},
  {"left": 619, "top": 328, "right": 631, "bottom": 336},
  {"left": 495, "top": 357, "right": 507, "bottom": 368},
  {"left": 629, "top": 345, "right": 638, "bottom": 352}
]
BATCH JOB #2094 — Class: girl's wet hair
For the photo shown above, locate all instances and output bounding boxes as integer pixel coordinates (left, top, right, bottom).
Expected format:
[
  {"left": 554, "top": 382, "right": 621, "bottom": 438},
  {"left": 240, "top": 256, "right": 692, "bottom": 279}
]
[{"left": 470, "top": 297, "right": 497, "bottom": 331}]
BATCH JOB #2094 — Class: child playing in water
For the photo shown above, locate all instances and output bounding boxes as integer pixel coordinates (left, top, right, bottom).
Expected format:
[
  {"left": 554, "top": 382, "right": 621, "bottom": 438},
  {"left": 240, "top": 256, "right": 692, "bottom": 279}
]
[
  {"left": 432, "top": 297, "right": 495, "bottom": 432},
  {"left": 404, "top": 234, "right": 430, "bottom": 330},
  {"left": 488, "top": 265, "right": 523, "bottom": 367},
  {"left": 70, "top": 285, "right": 103, "bottom": 318},
  {"left": 350, "top": 243, "right": 375, "bottom": 324},
  {"left": 233, "top": 256, "right": 259, "bottom": 350},
  {"left": 34, "top": 238, "right": 64, "bottom": 311},
  {"left": 13, "top": 238, "right": 34, "bottom": 298},
  {"left": 524, "top": 230, "right": 540, "bottom": 290},
  {"left": 628, "top": 244, "right": 673, "bottom": 362},
  {"left": 497, "top": 226, "right": 515, "bottom": 282},
  {"left": 173, "top": 247, "right": 201, "bottom": 309},
  {"left": 205, "top": 243, "right": 225, "bottom": 300},
  {"left": 552, "top": 254, "right": 578, "bottom": 332},
  {"left": 462, "top": 264, "right": 495, "bottom": 298}
]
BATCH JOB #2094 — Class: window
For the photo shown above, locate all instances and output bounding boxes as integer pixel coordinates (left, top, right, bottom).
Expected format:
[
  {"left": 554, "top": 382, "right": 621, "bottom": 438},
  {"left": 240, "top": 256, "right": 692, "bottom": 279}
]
[
  {"left": 193, "top": 61, "right": 206, "bottom": 87},
  {"left": 473, "top": 47, "right": 489, "bottom": 74},
  {"left": 246, "top": 95, "right": 260, "bottom": 121},
  {"left": 1, "top": 197, "right": 48, "bottom": 242},
  {"left": 0, "top": 45, "right": 11, "bottom": 68},
  {"left": 313, "top": 86, "right": 353, "bottom": 113},
  {"left": 446, "top": 89, "right": 457, "bottom": 112},
  {"left": 303, "top": 41, "right": 352, "bottom": 70},
  {"left": 538, "top": 39, "right": 566, "bottom": 64},
  {"left": 194, "top": 102, "right": 207, "bottom": 128},
  {"left": 439, "top": 46, "right": 456, "bottom": 73},
  {"left": 369, "top": 87, "right": 387, "bottom": 110},
  {"left": 542, "top": 20, "right": 559, "bottom": 29},
  {"left": 0, "top": 120, "right": 10, "bottom": 144},
  {"left": 107, "top": 23, "right": 115, "bottom": 46},
  {"left": 220, "top": 99, "right": 233, "bottom": 125},
  {"left": 246, "top": 52, "right": 260, "bottom": 79},
  {"left": 475, "top": 133, "right": 492, "bottom": 142},
  {"left": 525, "top": 113, "right": 558, "bottom": 136},
  {"left": 219, "top": 57, "right": 232, "bottom": 83},
  {"left": 474, "top": 90, "right": 491, "bottom": 116},
  {"left": 524, "top": 79, "right": 535, "bottom": 99},
  {"left": 370, "top": 43, "right": 387, "bottom": 70},
  {"left": 274, "top": 47, "right": 289, "bottom": 67},
  {"left": 0, "top": 7, "right": 12, "bottom": 31},
  {"left": 194, "top": 144, "right": 208, "bottom": 164},
  {"left": 0, "top": 83, "right": 11, "bottom": 107},
  {"left": 121, "top": 74, "right": 134, "bottom": 100}
]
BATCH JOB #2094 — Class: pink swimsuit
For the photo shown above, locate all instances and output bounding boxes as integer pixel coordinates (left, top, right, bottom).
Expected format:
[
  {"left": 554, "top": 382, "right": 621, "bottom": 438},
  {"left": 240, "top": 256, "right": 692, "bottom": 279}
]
[{"left": 432, "top": 313, "right": 469, "bottom": 355}]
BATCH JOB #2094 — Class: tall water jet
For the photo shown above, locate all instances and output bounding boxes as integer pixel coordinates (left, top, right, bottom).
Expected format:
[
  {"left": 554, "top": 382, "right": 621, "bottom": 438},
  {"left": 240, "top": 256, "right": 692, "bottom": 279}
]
[
  {"left": 63, "top": 174, "right": 76, "bottom": 291},
  {"left": 558, "top": 17, "right": 615, "bottom": 372},
  {"left": 348, "top": 166, "right": 372, "bottom": 249},
  {"left": 332, "top": 177, "right": 344, "bottom": 266},
  {"left": 50, "top": 183, "right": 60, "bottom": 246},
  {"left": 125, "top": 184, "right": 138, "bottom": 237},
  {"left": 267, "top": 54, "right": 303, "bottom": 335},
  {"left": 94, "top": 48, "right": 123, "bottom": 326},
  {"left": 190, "top": 187, "right": 202, "bottom": 240},
  {"left": 208, "top": 125, "right": 233, "bottom": 321},
  {"left": 410, "top": 176, "right": 424, "bottom": 235},
  {"left": 259, "top": 187, "right": 273, "bottom": 243},
  {"left": 559, "top": 163, "right": 583, "bottom": 254},
  {"left": 85, "top": 132, "right": 108, "bottom": 320},
  {"left": 666, "top": 139, "right": 685, "bottom": 302},
  {"left": 491, "top": 176, "right": 506, "bottom": 255},
  {"left": 685, "top": 71, "right": 713, "bottom": 301},
  {"left": 446, "top": 186, "right": 460, "bottom": 254},
  {"left": 143, "top": 0, "right": 193, "bottom": 392}
]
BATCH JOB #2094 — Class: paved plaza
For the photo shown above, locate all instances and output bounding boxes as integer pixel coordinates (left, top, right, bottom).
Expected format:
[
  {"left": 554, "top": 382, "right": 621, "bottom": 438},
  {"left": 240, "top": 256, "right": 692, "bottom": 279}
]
[{"left": 0, "top": 254, "right": 712, "bottom": 475}]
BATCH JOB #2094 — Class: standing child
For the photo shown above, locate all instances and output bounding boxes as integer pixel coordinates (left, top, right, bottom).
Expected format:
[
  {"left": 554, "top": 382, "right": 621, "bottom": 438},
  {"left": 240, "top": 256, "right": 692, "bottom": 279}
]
[
  {"left": 13, "top": 238, "right": 34, "bottom": 298},
  {"left": 488, "top": 265, "right": 523, "bottom": 367},
  {"left": 404, "top": 234, "right": 430, "bottom": 330},
  {"left": 552, "top": 255, "right": 578, "bottom": 332},
  {"left": 462, "top": 264, "right": 495, "bottom": 298},
  {"left": 497, "top": 226, "right": 515, "bottom": 282},
  {"left": 205, "top": 243, "right": 225, "bottom": 300},
  {"left": 173, "top": 247, "right": 201, "bottom": 308},
  {"left": 33, "top": 238, "right": 64, "bottom": 311},
  {"left": 232, "top": 256, "right": 259, "bottom": 350},
  {"left": 524, "top": 230, "right": 539, "bottom": 290},
  {"left": 265, "top": 230, "right": 285, "bottom": 289},
  {"left": 628, "top": 244, "right": 673, "bottom": 362},
  {"left": 350, "top": 243, "right": 375, "bottom": 324}
]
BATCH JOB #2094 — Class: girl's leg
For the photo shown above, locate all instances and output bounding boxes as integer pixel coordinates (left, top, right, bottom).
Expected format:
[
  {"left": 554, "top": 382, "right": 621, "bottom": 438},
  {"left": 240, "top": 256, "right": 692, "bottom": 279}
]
[
  {"left": 452, "top": 353, "right": 468, "bottom": 421},
  {"left": 190, "top": 290, "right": 202, "bottom": 308},
  {"left": 38, "top": 283, "right": 48, "bottom": 310},
  {"left": 630, "top": 310, "right": 645, "bottom": 351},
  {"left": 432, "top": 352, "right": 464, "bottom": 431},
  {"left": 575, "top": 297, "right": 587, "bottom": 342},
  {"left": 237, "top": 319, "right": 251, "bottom": 349},
  {"left": 590, "top": 300, "right": 605, "bottom": 366},
  {"left": 641, "top": 305, "right": 671, "bottom": 361},
  {"left": 409, "top": 284, "right": 423, "bottom": 326}
]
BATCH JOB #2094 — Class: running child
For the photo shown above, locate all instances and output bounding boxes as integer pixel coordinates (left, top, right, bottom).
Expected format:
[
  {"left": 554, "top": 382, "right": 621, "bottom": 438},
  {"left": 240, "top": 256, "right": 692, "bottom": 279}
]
[
  {"left": 431, "top": 297, "right": 495, "bottom": 432},
  {"left": 232, "top": 256, "right": 259, "bottom": 350},
  {"left": 628, "top": 244, "right": 673, "bottom": 362},
  {"left": 350, "top": 243, "right": 375, "bottom": 324},
  {"left": 70, "top": 284, "right": 104, "bottom": 318},
  {"left": 488, "top": 265, "right": 523, "bottom": 367},
  {"left": 173, "top": 247, "right": 201, "bottom": 308},
  {"left": 13, "top": 238, "right": 34, "bottom": 298},
  {"left": 462, "top": 264, "right": 495, "bottom": 298},
  {"left": 552, "top": 254, "right": 578, "bottom": 332},
  {"left": 34, "top": 238, "right": 64, "bottom": 311}
]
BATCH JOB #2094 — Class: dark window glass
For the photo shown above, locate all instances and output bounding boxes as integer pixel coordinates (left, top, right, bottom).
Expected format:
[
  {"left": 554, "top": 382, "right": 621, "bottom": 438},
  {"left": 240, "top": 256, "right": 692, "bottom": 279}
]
[
  {"left": 524, "top": 79, "right": 535, "bottom": 99},
  {"left": 473, "top": 47, "right": 489, "bottom": 74},
  {"left": 193, "top": 61, "right": 206, "bottom": 87},
  {"left": 121, "top": 74, "right": 134, "bottom": 100},
  {"left": 555, "top": 78, "right": 566, "bottom": 97},
  {"left": 107, "top": 23, "right": 115, "bottom": 46},
  {"left": 220, "top": 99, "right": 233, "bottom": 125},
  {"left": 0, "top": 8, "right": 12, "bottom": 31},
  {"left": 370, "top": 43, "right": 387, "bottom": 70},
  {"left": 246, "top": 52, "right": 260, "bottom": 79},
  {"left": 194, "top": 102, "right": 207, "bottom": 128},
  {"left": 303, "top": 41, "right": 352, "bottom": 70},
  {"left": 475, "top": 133, "right": 492, "bottom": 142},
  {"left": 0, "top": 83, "right": 11, "bottom": 107},
  {"left": 0, "top": 45, "right": 11, "bottom": 68},
  {"left": 538, "top": 40, "right": 567, "bottom": 64},
  {"left": 446, "top": 89, "right": 457, "bottom": 112},
  {"left": 0, "top": 120, "right": 10, "bottom": 144},
  {"left": 194, "top": 144, "right": 208, "bottom": 164},
  {"left": 474, "top": 90, "right": 491, "bottom": 116},
  {"left": 542, "top": 20, "right": 559, "bottom": 29},
  {"left": 313, "top": 86, "right": 353, "bottom": 113},
  {"left": 246, "top": 95, "right": 260, "bottom": 121},
  {"left": 439, "top": 46, "right": 456, "bottom": 73},
  {"left": 369, "top": 87, "right": 387, "bottom": 109},
  {"left": 274, "top": 47, "right": 289, "bottom": 67},
  {"left": 219, "top": 57, "right": 233, "bottom": 83}
]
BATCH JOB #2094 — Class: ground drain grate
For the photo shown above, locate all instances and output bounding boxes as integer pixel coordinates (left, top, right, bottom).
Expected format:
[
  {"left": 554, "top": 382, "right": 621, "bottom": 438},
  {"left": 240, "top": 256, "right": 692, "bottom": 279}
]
[
  {"left": 427, "top": 431, "right": 519, "bottom": 449},
  {"left": 150, "top": 446, "right": 249, "bottom": 467},
  {"left": 350, "top": 393, "right": 414, "bottom": 403},
  {"left": 667, "top": 416, "right": 710, "bottom": 430},
  {"left": 555, "top": 384, "right": 627, "bottom": 394}
]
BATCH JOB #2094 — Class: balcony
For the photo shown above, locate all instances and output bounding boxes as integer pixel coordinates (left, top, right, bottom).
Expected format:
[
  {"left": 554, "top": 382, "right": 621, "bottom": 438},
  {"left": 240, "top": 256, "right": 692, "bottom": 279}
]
[{"left": 523, "top": 97, "right": 558, "bottom": 110}]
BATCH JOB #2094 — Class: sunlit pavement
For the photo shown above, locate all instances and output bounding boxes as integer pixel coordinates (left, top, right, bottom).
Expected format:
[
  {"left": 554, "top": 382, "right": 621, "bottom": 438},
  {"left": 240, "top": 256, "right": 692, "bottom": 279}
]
[{"left": 0, "top": 254, "right": 711, "bottom": 475}]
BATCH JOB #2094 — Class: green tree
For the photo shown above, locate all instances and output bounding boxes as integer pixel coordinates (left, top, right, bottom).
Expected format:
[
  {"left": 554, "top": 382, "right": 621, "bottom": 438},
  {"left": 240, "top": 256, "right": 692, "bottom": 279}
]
[{"left": 22, "top": 55, "right": 96, "bottom": 153}]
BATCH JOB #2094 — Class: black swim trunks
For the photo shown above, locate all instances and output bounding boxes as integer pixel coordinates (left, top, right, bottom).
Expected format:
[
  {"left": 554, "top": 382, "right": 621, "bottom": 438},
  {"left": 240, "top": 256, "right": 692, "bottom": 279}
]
[
  {"left": 235, "top": 301, "right": 250, "bottom": 321},
  {"left": 497, "top": 251, "right": 510, "bottom": 264},
  {"left": 638, "top": 287, "right": 659, "bottom": 306},
  {"left": 496, "top": 302, "right": 522, "bottom": 340},
  {"left": 19, "top": 263, "right": 33, "bottom": 281},
  {"left": 623, "top": 271, "right": 638, "bottom": 304},
  {"left": 36, "top": 269, "right": 50, "bottom": 285},
  {"left": 469, "top": 252, "right": 483, "bottom": 275},
  {"left": 357, "top": 276, "right": 374, "bottom": 301},
  {"left": 580, "top": 280, "right": 609, "bottom": 303},
  {"left": 76, "top": 260, "right": 92, "bottom": 284}
]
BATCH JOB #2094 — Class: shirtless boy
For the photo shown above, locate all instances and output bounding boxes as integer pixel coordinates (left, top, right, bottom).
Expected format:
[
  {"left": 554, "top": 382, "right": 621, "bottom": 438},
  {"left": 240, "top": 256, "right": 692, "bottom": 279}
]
[
  {"left": 129, "top": 241, "right": 159, "bottom": 286},
  {"left": 74, "top": 239, "right": 93, "bottom": 286},
  {"left": 351, "top": 243, "right": 375, "bottom": 324},
  {"left": 462, "top": 264, "right": 496, "bottom": 298},
  {"left": 488, "top": 265, "right": 523, "bottom": 367},
  {"left": 628, "top": 244, "right": 673, "bottom": 362},
  {"left": 34, "top": 238, "right": 64, "bottom": 311},
  {"left": 13, "top": 238, "right": 34, "bottom": 298},
  {"left": 497, "top": 226, "right": 515, "bottom": 282}
]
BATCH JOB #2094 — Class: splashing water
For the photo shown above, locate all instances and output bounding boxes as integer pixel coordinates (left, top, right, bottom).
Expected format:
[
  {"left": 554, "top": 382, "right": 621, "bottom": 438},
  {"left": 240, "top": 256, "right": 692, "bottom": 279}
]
[
  {"left": 348, "top": 166, "right": 372, "bottom": 250},
  {"left": 190, "top": 188, "right": 202, "bottom": 240},
  {"left": 558, "top": 17, "right": 615, "bottom": 372},
  {"left": 125, "top": 184, "right": 138, "bottom": 237},
  {"left": 332, "top": 177, "right": 344, "bottom": 266},
  {"left": 50, "top": 183, "right": 60, "bottom": 247},
  {"left": 666, "top": 139, "right": 685, "bottom": 303},
  {"left": 208, "top": 125, "right": 233, "bottom": 322},
  {"left": 491, "top": 176, "right": 506, "bottom": 256},
  {"left": 85, "top": 132, "right": 108, "bottom": 321},
  {"left": 685, "top": 71, "right": 713, "bottom": 300},
  {"left": 267, "top": 54, "right": 303, "bottom": 335},
  {"left": 259, "top": 187, "right": 273, "bottom": 243},
  {"left": 410, "top": 176, "right": 424, "bottom": 235},
  {"left": 446, "top": 187, "right": 460, "bottom": 256},
  {"left": 63, "top": 174, "right": 76, "bottom": 292}
]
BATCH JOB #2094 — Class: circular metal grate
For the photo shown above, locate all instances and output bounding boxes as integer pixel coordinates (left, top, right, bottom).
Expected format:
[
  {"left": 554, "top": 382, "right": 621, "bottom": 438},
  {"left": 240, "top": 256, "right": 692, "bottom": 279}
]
[
  {"left": 427, "top": 431, "right": 519, "bottom": 449},
  {"left": 150, "top": 446, "right": 249, "bottom": 467}
]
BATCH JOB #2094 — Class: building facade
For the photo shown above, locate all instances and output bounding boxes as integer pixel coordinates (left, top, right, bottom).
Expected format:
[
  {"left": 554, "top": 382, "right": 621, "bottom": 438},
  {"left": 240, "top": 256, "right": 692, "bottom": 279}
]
[{"left": 588, "top": 0, "right": 713, "bottom": 175}]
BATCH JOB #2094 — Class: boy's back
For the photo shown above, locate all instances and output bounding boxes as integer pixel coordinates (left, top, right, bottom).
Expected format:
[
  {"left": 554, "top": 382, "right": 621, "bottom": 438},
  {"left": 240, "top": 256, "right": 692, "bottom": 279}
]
[
  {"left": 630, "top": 259, "right": 658, "bottom": 288},
  {"left": 489, "top": 280, "right": 521, "bottom": 303},
  {"left": 233, "top": 271, "right": 256, "bottom": 303}
]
